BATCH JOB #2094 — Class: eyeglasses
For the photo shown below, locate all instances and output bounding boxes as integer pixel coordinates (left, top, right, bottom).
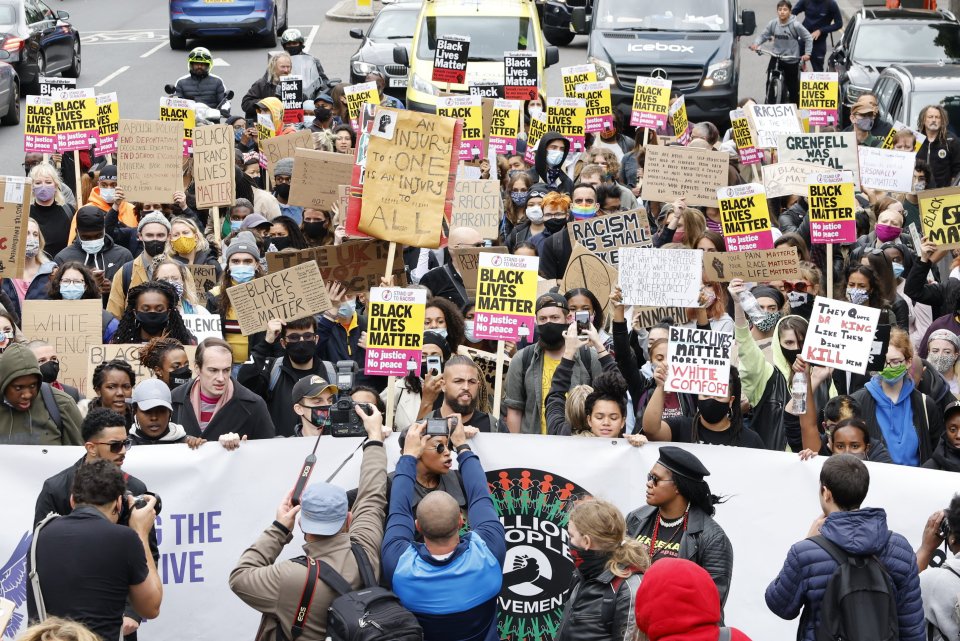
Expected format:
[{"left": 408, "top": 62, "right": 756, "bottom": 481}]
[
  {"left": 284, "top": 332, "right": 316, "bottom": 343},
  {"left": 60, "top": 279, "right": 85, "bottom": 287},
  {"left": 92, "top": 438, "right": 133, "bottom": 454},
  {"left": 647, "top": 473, "right": 675, "bottom": 487}
]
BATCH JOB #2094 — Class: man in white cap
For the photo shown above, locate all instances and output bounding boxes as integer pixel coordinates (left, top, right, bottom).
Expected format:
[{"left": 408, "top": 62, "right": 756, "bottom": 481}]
[
  {"left": 229, "top": 401, "right": 388, "bottom": 641},
  {"left": 106, "top": 211, "right": 172, "bottom": 317}
]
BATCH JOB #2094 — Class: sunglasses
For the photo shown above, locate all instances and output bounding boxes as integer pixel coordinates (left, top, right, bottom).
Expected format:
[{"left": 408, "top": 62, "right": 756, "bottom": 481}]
[
  {"left": 92, "top": 438, "right": 133, "bottom": 454},
  {"left": 647, "top": 473, "right": 675, "bottom": 487},
  {"left": 432, "top": 441, "right": 449, "bottom": 454},
  {"left": 783, "top": 281, "right": 809, "bottom": 293}
]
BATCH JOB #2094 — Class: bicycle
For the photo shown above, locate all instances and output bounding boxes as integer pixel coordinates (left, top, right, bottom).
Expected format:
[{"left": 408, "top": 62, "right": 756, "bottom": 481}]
[{"left": 754, "top": 48, "right": 789, "bottom": 104}]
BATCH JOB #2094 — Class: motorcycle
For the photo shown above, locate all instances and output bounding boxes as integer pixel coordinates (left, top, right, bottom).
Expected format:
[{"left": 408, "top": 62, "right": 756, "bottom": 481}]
[{"left": 163, "top": 84, "right": 235, "bottom": 124}]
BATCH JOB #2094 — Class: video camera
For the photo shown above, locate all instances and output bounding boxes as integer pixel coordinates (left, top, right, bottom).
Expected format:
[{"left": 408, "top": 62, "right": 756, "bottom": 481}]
[{"left": 327, "top": 360, "right": 373, "bottom": 437}]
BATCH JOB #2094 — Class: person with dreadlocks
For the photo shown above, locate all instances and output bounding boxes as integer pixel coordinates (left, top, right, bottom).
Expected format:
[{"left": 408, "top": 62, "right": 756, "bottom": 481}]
[
  {"left": 110, "top": 281, "right": 196, "bottom": 345},
  {"left": 626, "top": 446, "right": 734, "bottom": 617},
  {"left": 138, "top": 336, "right": 193, "bottom": 391},
  {"left": 84, "top": 360, "right": 136, "bottom": 430}
]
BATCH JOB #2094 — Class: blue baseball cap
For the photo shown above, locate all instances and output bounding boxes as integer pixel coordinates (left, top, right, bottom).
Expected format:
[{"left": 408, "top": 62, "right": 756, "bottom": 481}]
[{"left": 299, "top": 483, "right": 348, "bottom": 535}]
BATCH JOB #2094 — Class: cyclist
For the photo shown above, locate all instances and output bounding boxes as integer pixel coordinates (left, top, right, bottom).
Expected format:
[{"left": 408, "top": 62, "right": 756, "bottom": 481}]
[
  {"left": 750, "top": 0, "right": 812, "bottom": 106},
  {"left": 174, "top": 47, "right": 227, "bottom": 109},
  {"left": 280, "top": 29, "right": 331, "bottom": 101}
]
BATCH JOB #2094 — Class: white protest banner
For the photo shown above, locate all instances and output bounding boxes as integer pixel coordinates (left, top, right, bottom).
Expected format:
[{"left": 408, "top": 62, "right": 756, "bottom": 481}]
[
  {"left": 858, "top": 146, "right": 915, "bottom": 193},
  {"left": 365, "top": 287, "right": 427, "bottom": 377},
  {"left": 3, "top": 436, "right": 952, "bottom": 641},
  {"left": 762, "top": 161, "right": 823, "bottom": 198},
  {"left": 666, "top": 327, "right": 733, "bottom": 396},
  {"left": 619, "top": 247, "right": 703, "bottom": 307},
  {"left": 566, "top": 209, "right": 652, "bottom": 267},
  {"left": 474, "top": 253, "right": 539, "bottom": 342},
  {"left": 183, "top": 314, "right": 223, "bottom": 343},
  {"left": 747, "top": 103, "right": 802, "bottom": 148},
  {"left": 777, "top": 132, "right": 860, "bottom": 184},
  {"left": 802, "top": 296, "right": 881, "bottom": 374},
  {"left": 193, "top": 124, "right": 235, "bottom": 209}
]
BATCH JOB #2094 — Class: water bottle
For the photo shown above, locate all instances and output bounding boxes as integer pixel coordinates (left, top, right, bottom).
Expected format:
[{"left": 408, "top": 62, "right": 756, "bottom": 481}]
[
  {"left": 737, "top": 291, "right": 766, "bottom": 325},
  {"left": 789, "top": 371, "right": 808, "bottom": 416}
]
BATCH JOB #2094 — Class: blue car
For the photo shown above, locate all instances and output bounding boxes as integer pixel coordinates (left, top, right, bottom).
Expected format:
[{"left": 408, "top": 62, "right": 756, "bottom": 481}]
[{"left": 168, "top": 0, "right": 289, "bottom": 50}]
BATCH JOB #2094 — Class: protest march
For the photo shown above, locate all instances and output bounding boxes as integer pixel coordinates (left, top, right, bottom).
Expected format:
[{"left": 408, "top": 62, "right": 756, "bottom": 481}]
[{"left": 3, "top": 0, "right": 960, "bottom": 640}]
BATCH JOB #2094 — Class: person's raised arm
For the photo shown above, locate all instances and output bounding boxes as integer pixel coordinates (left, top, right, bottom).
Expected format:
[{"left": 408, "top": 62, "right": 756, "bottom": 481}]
[
  {"left": 381, "top": 422, "right": 425, "bottom": 585},
  {"left": 796, "top": 356, "right": 823, "bottom": 453},
  {"left": 348, "top": 404, "right": 389, "bottom": 559},
  {"left": 641, "top": 363, "right": 673, "bottom": 441},
  {"left": 546, "top": 323, "right": 583, "bottom": 435},
  {"left": 127, "top": 496, "right": 163, "bottom": 620},
  {"left": 450, "top": 419, "right": 506, "bottom": 563}
]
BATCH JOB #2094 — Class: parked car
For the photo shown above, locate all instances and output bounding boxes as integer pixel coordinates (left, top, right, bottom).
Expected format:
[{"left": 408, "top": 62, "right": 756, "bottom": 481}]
[
  {"left": 828, "top": 8, "right": 960, "bottom": 121},
  {"left": 0, "top": 0, "right": 79, "bottom": 92},
  {"left": 873, "top": 63, "right": 960, "bottom": 137},
  {"left": 0, "top": 55, "right": 18, "bottom": 125},
  {"left": 349, "top": 3, "right": 419, "bottom": 99},
  {"left": 169, "top": 0, "right": 289, "bottom": 49}
]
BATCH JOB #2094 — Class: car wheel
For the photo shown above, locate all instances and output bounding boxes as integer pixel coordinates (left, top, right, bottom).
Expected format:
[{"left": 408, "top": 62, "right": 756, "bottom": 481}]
[
  {"left": 261, "top": 16, "right": 277, "bottom": 47},
  {"left": 64, "top": 39, "right": 81, "bottom": 78},
  {"left": 169, "top": 27, "right": 187, "bottom": 50},
  {"left": 277, "top": 1, "right": 288, "bottom": 35},
  {"left": 1, "top": 80, "right": 20, "bottom": 126},
  {"left": 544, "top": 27, "right": 575, "bottom": 47}
]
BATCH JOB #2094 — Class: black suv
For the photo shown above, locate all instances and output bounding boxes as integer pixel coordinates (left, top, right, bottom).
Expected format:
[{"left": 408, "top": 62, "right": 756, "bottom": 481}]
[{"left": 828, "top": 8, "right": 960, "bottom": 121}]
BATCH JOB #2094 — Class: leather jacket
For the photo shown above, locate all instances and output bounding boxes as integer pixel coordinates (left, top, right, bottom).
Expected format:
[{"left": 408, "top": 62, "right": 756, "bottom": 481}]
[{"left": 556, "top": 568, "right": 642, "bottom": 641}]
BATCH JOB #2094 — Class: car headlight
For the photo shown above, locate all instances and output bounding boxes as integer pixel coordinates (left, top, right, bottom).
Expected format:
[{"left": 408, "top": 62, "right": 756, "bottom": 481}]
[
  {"left": 352, "top": 61, "right": 377, "bottom": 75},
  {"left": 845, "top": 84, "right": 869, "bottom": 104},
  {"left": 704, "top": 59, "right": 732, "bottom": 86},
  {"left": 588, "top": 56, "right": 615, "bottom": 85},
  {"left": 412, "top": 73, "right": 439, "bottom": 96}
]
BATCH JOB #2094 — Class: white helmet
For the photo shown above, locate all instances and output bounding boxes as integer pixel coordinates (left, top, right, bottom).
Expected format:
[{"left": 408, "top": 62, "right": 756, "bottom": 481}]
[{"left": 280, "top": 29, "right": 304, "bottom": 45}]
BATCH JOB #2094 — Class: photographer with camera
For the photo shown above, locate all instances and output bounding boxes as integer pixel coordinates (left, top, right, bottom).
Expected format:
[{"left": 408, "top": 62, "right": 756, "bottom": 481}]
[
  {"left": 228, "top": 402, "right": 388, "bottom": 641},
  {"left": 28, "top": 459, "right": 162, "bottom": 641},
  {"left": 916, "top": 495, "right": 960, "bottom": 640},
  {"left": 33, "top": 407, "right": 160, "bottom": 639}
]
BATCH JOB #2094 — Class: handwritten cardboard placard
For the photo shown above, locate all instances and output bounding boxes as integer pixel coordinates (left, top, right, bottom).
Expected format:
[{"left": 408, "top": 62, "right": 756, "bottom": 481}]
[
  {"left": 23, "top": 299, "right": 101, "bottom": 393},
  {"left": 288, "top": 148, "right": 355, "bottom": 211},
  {"left": 187, "top": 264, "right": 218, "bottom": 293},
  {"left": 260, "top": 129, "right": 313, "bottom": 179},
  {"left": 808, "top": 170, "right": 857, "bottom": 245},
  {"left": 86, "top": 343, "right": 197, "bottom": 398},
  {"left": 631, "top": 77, "right": 671, "bottom": 129},
  {"left": 473, "top": 253, "right": 539, "bottom": 342},
  {"left": 633, "top": 306, "right": 689, "bottom": 329},
  {"left": 762, "top": 161, "right": 823, "bottom": 198},
  {"left": 802, "top": 297, "right": 880, "bottom": 374},
  {"left": 919, "top": 187, "right": 960, "bottom": 249},
  {"left": 450, "top": 246, "right": 508, "bottom": 298},
  {"left": 858, "top": 147, "right": 915, "bottom": 193},
  {"left": 746, "top": 103, "right": 802, "bottom": 149},
  {"left": 193, "top": 124, "right": 235, "bottom": 209},
  {"left": 0, "top": 178, "right": 30, "bottom": 279},
  {"left": 226, "top": 261, "right": 332, "bottom": 336},
  {"left": 619, "top": 247, "right": 703, "bottom": 307},
  {"left": 777, "top": 132, "right": 860, "bottom": 184},
  {"left": 365, "top": 287, "right": 427, "bottom": 377},
  {"left": 450, "top": 180, "right": 502, "bottom": 239},
  {"left": 567, "top": 209, "right": 652, "bottom": 267},
  {"left": 183, "top": 314, "right": 222, "bottom": 343},
  {"left": 717, "top": 183, "right": 774, "bottom": 252},
  {"left": 703, "top": 247, "right": 801, "bottom": 282},
  {"left": 640, "top": 145, "right": 729, "bottom": 208},
  {"left": 458, "top": 345, "right": 511, "bottom": 403},
  {"left": 117, "top": 119, "right": 183, "bottom": 204},
  {"left": 265, "top": 240, "right": 407, "bottom": 294},
  {"left": 563, "top": 243, "right": 619, "bottom": 315},
  {"left": 666, "top": 327, "right": 733, "bottom": 396}
]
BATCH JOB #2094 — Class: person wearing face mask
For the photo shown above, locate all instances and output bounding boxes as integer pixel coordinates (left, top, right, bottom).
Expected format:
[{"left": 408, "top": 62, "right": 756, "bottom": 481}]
[
  {"left": 849, "top": 98, "right": 882, "bottom": 148},
  {"left": 238, "top": 316, "right": 337, "bottom": 437},
  {"left": 264, "top": 215, "right": 309, "bottom": 252},
  {"left": 7, "top": 218, "right": 55, "bottom": 307},
  {"left": 73, "top": 165, "right": 137, "bottom": 244},
  {"left": 501, "top": 173, "right": 534, "bottom": 239},
  {"left": 307, "top": 93, "right": 336, "bottom": 131},
  {"left": 316, "top": 280, "right": 368, "bottom": 379},
  {"left": 28, "top": 162, "right": 74, "bottom": 258},
  {"left": 528, "top": 133, "right": 574, "bottom": 195},
  {"left": 289, "top": 373, "right": 340, "bottom": 437},
  {"left": 300, "top": 208, "right": 334, "bottom": 247},
  {"left": 280, "top": 29, "right": 331, "bottom": 101},
  {"left": 111, "top": 281, "right": 196, "bottom": 346},
  {"left": 128, "top": 378, "right": 195, "bottom": 446},
  {"left": 926, "top": 330, "right": 960, "bottom": 398},
  {"left": 504, "top": 293, "right": 603, "bottom": 435},
  {"left": 417, "top": 228, "right": 485, "bottom": 309},
  {"left": 529, "top": 190, "right": 572, "bottom": 256},
  {"left": 153, "top": 259, "right": 211, "bottom": 316},
  {"left": 916, "top": 104, "right": 960, "bottom": 189},
  {"left": 106, "top": 212, "right": 171, "bottom": 319},
  {"left": 854, "top": 204, "right": 909, "bottom": 254},
  {"left": 271, "top": 157, "right": 303, "bottom": 224},
  {"left": 138, "top": 336, "right": 193, "bottom": 392},
  {"left": 732, "top": 283, "right": 785, "bottom": 357},
  {"left": 210, "top": 236, "right": 266, "bottom": 367},
  {"left": 28, "top": 340, "right": 81, "bottom": 403},
  {"left": 850, "top": 329, "right": 943, "bottom": 466},
  {"left": 47, "top": 263, "right": 120, "bottom": 342},
  {"left": 53, "top": 207, "right": 133, "bottom": 301},
  {"left": 167, "top": 216, "right": 221, "bottom": 277},
  {"left": 505, "top": 183, "right": 550, "bottom": 251},
  {"left": 540, "top": 184, "right": 600, "bottom": 279}
]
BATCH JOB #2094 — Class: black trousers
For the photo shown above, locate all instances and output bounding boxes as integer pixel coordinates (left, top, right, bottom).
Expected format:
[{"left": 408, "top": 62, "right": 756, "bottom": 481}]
[{"left": 768, "top": 57, "right": 801, "bottom": 105}]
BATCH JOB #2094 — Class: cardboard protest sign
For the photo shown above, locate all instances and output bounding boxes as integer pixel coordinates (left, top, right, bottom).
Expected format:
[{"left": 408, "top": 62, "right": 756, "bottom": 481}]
[
  {"left": 567, "top": 209, "right": 652, "bottom": 267},
  {"left": 266, "top": 240, "right": 407, "bottom": 294},
  {"left": 38, "top": 76, "right": 75, "bottom": 97},
  {"left": 117, "top": 119, "right": 183, "bottom": 203},
  {"left": 633, "top": 306, "right": 689, "bottom": 329},
  {"left": 561, "top": 64, "right": 596, "bottom": 97},
  {"left": 702, "top": 247, "right": 801, "bottom": 282},
  {"left": 345, "top": 105, "right": 378, "bottom": 237},
  {"left": 523, "top": 113, "right": 547, "bottom": 165},
  {"left": 260, "top": 129, "right": 312, "bottom": 179},
  {"left": 451, "top": 179, "right": 502, "bottom": 239},
  {"left": 631, "top": 77, "right": 671, "bottom": 129},
  {"left": 807, "top": 170, "right": 857, "bottom": 245},
  {"left": 279, "top": 75, "right": 304, "bottom": 124},
  {"left": 547, "top": 97, "right": 586, "bottom": 152},
  {"left": 619, "top": 247, "right": 703, "bottom": 307},
  {"left": 858, "top": 147, "right": 915, "bottom": 193},
  {"left": 488, "top": 99, "right": 521, "bottom": 155},
  {"left": 747, "top": 103, "right": 802, "bottom": 149},
  {"left": 730, "top": 108, "right": 762, "bottom": 166},
  {"left": 640, "top": 145, "right": 729, "bottom": 208},
  {"left": 762, "top": 161, "right": 823, "bottom": 198},
  {"left": 226, "top": 261, "right": 332, "bottom": 336},
  {"left": 53, "top": 88, "right": 98, "bottom": 152},
  {"left": 437, "top": 95, "right": 484, "bottom": 160},
  {"left": 717, "top": 183, "right": 774, "bottom": 251},
  {"left": 183, "top": 314, "right": 222, "bottom": 343},
  {"left": 777, "top": 132, "right": 860, "bottom": 184},
  {"left": 86, "top": 343, "right": 197, "bottom": 398},
  {"left": 187, "top": 264, "right": 218, "bottom": 293},
  {"left": 0, "top": 178, "right": 30, "bottom": 279},
  {"left": 288, "top": 148, "right": 354, "bottom": 211},
  {"left": 919, "top": 187, "right": 960, "bottom": 249},
  {"left": 473, "top": 253, "right": 538, "bottom": 342},
  {"left": 358, "top": 108, "right": 460, "bottom": 248},
  {"left": 563, "top": 243, "right": 619, "bottom": 314},
  {"left": 458, "top": 345, "right": 511, "bottom": 402},
  {"left": 504, "top": 51, "right": 538, "bottom": 100},
  {"left": 24, "top": 95, "right": 56, "bottom": 154},
  {"left": 23, "top": 299, "right": 101, "bottom": 393},
  {"left": 433, "top": 35, "right": 470, "bottom": 84},
  {"left": 159, "top": 96, "right": 195, "bottom": 156},
  {"left": 345, "top": 81, "right": 380, "bottom": 127},
  {"left": 450, "top": 246, "right": 507, "bottom": 298},
  {"left": 193, "top": 124, "right": 235, "bottom": 209},
  {"left": 802, "top": 297, "right": 881, "bottom": 374},
  {"left": 669, "top": 95, "right": 691, "bottom": 145},
  {"left": 666, "top": 327, "right": 734, "bottom": 396},
  {"left": 575, "top": 81, "right": 613, "bottom": 133},
  {"left": 799, "top": 72, "right": 839, "bottom": 127},
  {"left": 94, "top": 92, "right": 120, "bottom": 155},
  {"left": 365, "top": 287, "right": 427, "bottom": 377}
]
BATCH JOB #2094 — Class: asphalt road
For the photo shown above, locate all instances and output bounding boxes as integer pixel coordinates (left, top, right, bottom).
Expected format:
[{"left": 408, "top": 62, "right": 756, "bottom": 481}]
[{"left": 0, "top": 0, "right": 852, "bottom": 177}]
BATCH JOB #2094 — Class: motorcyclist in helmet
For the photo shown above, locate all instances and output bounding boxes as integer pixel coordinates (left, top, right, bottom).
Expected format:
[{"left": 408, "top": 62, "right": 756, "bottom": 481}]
[
  {"left": 174, "top": 47, "right": 227, "bottom": 109},
  {"left": 279, "top": 29, "right": 330, "bottom": 102}
]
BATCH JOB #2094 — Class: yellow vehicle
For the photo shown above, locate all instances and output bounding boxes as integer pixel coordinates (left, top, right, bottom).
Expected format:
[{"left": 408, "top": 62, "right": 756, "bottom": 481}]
[{"left": 393, "top": 0, "right": 559, "bottom": 111}]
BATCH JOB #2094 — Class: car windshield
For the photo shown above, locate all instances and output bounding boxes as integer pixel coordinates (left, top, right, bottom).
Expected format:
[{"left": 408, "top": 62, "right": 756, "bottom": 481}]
[
  {"left": 368, "top": 8, "right": 419, "bottom": 40},
  {"left": 853, "top": 23, "right": 960, "bottom": 63},
  {"left": 416, "top": 16, "right": 535, "bottom": 61},
  {"left": 593, "top": 0, "right": 727, "bottom": 32},
  {"left": 0, "top": 4, "right": 17, "bottom": 29},
  {"left": 909, "top": 92, "right": 960, "bottom": 131}
]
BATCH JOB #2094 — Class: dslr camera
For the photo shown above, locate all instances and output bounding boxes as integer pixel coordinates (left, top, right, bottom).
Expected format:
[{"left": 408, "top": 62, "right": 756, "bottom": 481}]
[
  {"left": 329, "top": 360, "right": 373, "bottom": 437},
  {"left": 119, "top": 490, "right": 162, "bottom": 524}
]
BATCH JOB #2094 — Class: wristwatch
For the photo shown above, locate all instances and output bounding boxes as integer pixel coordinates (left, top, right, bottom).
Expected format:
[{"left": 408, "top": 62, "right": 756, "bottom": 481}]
[{"left": 455, "top": 444, "right": 472, "bottom": 454}]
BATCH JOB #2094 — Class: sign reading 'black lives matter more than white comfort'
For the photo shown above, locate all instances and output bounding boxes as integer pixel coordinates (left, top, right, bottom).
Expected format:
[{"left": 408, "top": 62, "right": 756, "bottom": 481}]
[{"left": 666, "top": 327, "right": 734, "bottom": 396}]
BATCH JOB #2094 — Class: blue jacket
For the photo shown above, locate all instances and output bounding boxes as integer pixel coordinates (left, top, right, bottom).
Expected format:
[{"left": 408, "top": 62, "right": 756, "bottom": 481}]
[
  {"left": 792, "top": 0, "right": 842, "bottom": 35},
  {"left": 765, "top": 508, "right": 925, "bottom": 641},
  {"left": 382, "top": 451, "right": 506, "bottom": 641}
]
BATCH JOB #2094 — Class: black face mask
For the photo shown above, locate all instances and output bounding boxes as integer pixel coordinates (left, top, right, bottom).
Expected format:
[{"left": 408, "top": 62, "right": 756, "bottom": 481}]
[
  {"left": 169, "top": 365, "right": 192, "bottom": 390},
  {"left": 303, "top": 406, "right": 329, "bottom": 428},
  {"left": 284, "top": 45, "right": 303, "bottom": 56},
  {"left": 315, "top": 106, "right": 332, "bottom": 122},
  {"left": 781, "top": 346, "right": 801, "bottom": 366},
  {"left": 303, "top": 221, "right": 327, "bottom": 238},
  {"left": 697, "top": 398, "right": 730, "bottom": 424},
  {"left": 569, "top": 543, "right": 609, "bottom": 579},
  {"left": 274, "top": 183, "right": 291, "bottom": 200},
  {"left": 538, "top": 321, "right": 567, "bottom": 349},
  {"left": 544, "top": 218, "right": 567, "bottom": 234},
  {"left": 143, "top": 239, "right": 166, "bottom": 257},
  {"left": 136, "top": 311, "right": 170, "bottom": 335},
  {"left": 285, "top": 340, "right": 316, "bottom": 365},
  {"left": 39, "top": 360, "right": 60, "bottom": 384},
  {"left": 271, "top": 236, "right": 291, "bottom": 251}
]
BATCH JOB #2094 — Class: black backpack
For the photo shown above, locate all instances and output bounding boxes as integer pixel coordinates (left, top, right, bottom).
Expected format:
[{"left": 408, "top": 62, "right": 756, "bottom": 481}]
[
  {"left": 290, "top": 543, "right": 422, "bottom": 641},
  {"left": 808, "top": 535, "right": 899, "bottom": 641}
]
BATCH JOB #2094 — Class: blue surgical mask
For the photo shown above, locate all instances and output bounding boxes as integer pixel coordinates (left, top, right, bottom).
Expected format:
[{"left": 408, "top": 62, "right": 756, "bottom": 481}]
[
  {"left": 235, "top": 129, "right": 243, "bottom": 142},
  {"left": 60, "top": 283, "right": 85, "bottom": 300},
  {"left": 464, "top": 320, "right": 480, "bottom": 343},
  {"left": 546, "top": 149, "right": 564, "bottom": 167},
  {"left": 230, "top": 220, "right": 243, "bottom": 233},
  {"left": 231, "top": 264, "right": 256, "bottom": 283},
  {"left": 425, "top": 327, "right": 448, "bottom": 339},
  {"left": 892, "top": 262, "right": 904, "bottom": 279},
  {"left": 99, "top": 187, "right": 116, "bottom": 204},
  {"left": 338, "top": 299, "right": 356, "bottom": 319},
  {"left": 80, "top": 237, "right": 104, "bottom": 255}
]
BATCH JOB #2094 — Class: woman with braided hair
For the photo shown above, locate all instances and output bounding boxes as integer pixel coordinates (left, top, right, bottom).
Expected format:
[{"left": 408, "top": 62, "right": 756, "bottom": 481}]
[
  {"left": 110, "top": 281, "right": 196, "bottom": 345},
  {"left": 85, "top": 359, "right": 136, "bottom": 429},
  {"left": 138, "top": 336, "right": 192, "bottom": 390}
]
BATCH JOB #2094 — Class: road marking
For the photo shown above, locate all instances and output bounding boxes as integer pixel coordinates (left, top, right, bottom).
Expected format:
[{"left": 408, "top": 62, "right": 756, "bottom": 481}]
[
  {"left": 82, "top": 30, "right": 165, "bottom": 44},
  {"left": 141, "top": 41, "right": 169, "bottom": 58},
  {"left": 303, "top": 24, "right": 320, "bottom": 54},
  {"left": 95, "top": 66, "right": 130, "bottom": 87},
  {"left": 212, "top": 57, "right": 230, "bottom": 67}
]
